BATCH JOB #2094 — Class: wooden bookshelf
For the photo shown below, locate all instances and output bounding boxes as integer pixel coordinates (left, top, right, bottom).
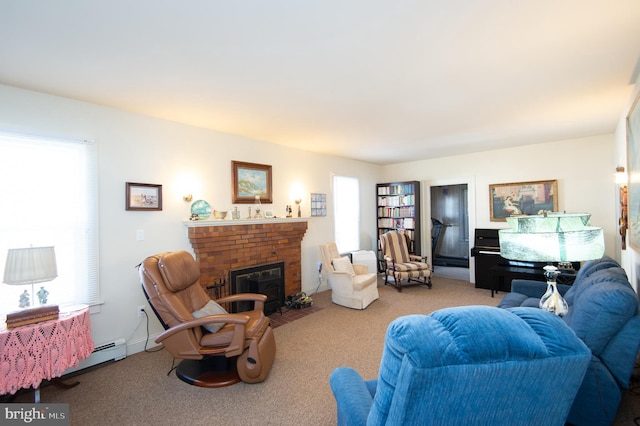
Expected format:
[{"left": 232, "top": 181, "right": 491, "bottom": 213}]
[{"left": 376, "top": 181, "right": 421, "bottom": 255}]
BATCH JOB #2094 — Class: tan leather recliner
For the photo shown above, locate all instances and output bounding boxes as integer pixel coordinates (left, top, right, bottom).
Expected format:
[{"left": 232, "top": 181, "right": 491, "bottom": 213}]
[{"left": 138, "top": 251, "right": 276, "bottom": 386}]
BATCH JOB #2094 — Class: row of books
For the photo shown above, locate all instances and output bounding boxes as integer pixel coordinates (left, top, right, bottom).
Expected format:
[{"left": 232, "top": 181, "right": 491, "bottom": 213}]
[
  {"left": 377, "top": 184, "right": 416, "bottom": 195},
  {"left": 377, "top": 206, "right": 415, "bottom": 218},
  {"left": 377, "top": 218, "right": 415, "bottom": 229},
  {"left": 377, "top": 194, "right": 415, "bottom": 207}
]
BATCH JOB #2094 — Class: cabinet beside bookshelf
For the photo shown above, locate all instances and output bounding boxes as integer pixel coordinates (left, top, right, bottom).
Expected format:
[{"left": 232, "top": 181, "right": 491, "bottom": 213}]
[{"left": 376, "top": 181, "right": 421, "bottom": 255}]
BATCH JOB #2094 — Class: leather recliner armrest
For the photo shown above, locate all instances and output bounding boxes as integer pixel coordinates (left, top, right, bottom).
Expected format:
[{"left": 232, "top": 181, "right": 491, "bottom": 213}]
[
  {"left": 155, "top": 314, "right": 250, "bottom": 358},
  {"left": 217, "top": 293, "right": 267, "bottom": 311}
]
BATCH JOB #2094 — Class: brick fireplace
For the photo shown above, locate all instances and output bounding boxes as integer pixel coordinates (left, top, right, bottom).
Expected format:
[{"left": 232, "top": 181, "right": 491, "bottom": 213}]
[{"left": 185, "top": 219, "right": 308, "bottom": 299}]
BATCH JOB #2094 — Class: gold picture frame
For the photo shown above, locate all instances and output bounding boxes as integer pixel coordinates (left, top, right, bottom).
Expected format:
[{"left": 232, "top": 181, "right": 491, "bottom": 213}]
[
  {"left": 231, "top": 161, "right": 273, "bottom": 204},
  {"left": 489, "top": 180, "right": 558, "bottom": 222}
]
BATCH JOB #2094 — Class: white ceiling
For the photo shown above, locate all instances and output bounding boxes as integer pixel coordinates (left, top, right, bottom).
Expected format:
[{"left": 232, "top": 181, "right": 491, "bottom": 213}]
[{"left": 1, "top": 1, "right": 639, "bottom": 165}]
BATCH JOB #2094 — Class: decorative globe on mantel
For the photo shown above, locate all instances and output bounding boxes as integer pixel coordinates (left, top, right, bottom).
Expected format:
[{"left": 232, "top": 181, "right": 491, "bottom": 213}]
[{"left": 190, "top": 200, "right": 211, "bottom": 220}]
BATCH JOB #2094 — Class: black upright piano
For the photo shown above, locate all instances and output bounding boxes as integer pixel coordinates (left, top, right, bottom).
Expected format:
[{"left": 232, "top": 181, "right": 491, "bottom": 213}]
[{"left": 470, "top": 228, "right": 578, "bottom": 296}]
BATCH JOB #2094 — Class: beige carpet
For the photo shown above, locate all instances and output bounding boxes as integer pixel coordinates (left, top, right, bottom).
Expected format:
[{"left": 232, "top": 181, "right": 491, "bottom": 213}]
[{"left": 8, "top": 276, "right": 640, "bottom": 425}]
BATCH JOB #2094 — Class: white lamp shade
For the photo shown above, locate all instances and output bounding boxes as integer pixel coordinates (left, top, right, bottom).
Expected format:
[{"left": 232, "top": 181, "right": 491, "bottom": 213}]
[
  {"left": 3, "top": 246, "right": 58, "bottom": 285},
  {"left": 499, "top": 213, "right": 605, "bottom": 262}
]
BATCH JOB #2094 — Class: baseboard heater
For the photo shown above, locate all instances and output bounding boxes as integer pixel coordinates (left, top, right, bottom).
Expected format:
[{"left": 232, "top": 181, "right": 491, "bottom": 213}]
[{"left": 63, "top": 338, "right": 126, "bottom": 375}]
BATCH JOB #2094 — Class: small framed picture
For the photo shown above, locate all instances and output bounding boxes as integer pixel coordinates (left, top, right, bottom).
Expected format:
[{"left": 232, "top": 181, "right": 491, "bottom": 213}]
[
  {"left": 126, "top": 182, "right": 163, "bottom": 211},
  {"left": 264, "top": 210, "right": 275, "bottom": 218},
  {"left": 310, "top": 193, "right": 327, "bottom": 217}
]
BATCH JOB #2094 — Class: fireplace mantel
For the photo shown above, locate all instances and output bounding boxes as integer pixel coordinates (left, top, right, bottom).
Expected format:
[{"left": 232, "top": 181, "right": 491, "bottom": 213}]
[
  {"left": 183, "top": 217, "right": 308, "bottom": 228},
  {"left": 184, "top": 218, "right": 308, "bottom": 298}
]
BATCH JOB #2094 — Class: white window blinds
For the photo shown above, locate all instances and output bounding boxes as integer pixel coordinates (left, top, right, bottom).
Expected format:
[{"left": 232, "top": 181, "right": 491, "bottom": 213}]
[
  {"left": 0, "top": 132, "right": 99, "bottom": 313},
  {"left": 333, "top": 175, "right": 360, "bottom": 253}
]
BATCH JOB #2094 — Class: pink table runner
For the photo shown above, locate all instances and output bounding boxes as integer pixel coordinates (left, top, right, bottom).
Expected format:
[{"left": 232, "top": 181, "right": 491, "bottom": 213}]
[{"left": 0, "top": 307, "right": 94, "bottom": 395}]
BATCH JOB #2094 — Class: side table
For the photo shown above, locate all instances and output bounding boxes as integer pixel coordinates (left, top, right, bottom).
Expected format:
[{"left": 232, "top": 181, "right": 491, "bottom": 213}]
[{"left": 0, "top": 306, "right": 94, "bottom": 401}]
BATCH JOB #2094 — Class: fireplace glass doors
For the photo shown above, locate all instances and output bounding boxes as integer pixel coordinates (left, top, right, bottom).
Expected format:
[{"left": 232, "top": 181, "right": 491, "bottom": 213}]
[{"left": 229, "top": 262, "right": 284, "bottom": 315}]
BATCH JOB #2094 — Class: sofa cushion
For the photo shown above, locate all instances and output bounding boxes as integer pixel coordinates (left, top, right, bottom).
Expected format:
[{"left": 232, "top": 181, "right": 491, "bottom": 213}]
[
  {"left": 600, "top": 316, "right": 640, "bottom": 387},
  {"left": 563, "top": 268, "right": 638, "bottom": 356},
  {"left": 564, "top": 256, "right": 620, "bottom": 305}
]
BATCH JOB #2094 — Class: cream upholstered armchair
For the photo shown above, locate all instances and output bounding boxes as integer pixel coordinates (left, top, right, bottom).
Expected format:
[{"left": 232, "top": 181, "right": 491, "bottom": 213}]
[
  {"left": 320, "top": 242, "right": 379, "bottom": 309},
  {"left": 380, "top": 231, "right": 432, "bottom": 292}
]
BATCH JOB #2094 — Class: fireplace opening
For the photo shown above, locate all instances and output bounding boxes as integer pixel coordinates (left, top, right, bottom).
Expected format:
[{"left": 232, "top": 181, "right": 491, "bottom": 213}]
[{"left": 229, "top": 262, "right": 285, "bottom": 315}]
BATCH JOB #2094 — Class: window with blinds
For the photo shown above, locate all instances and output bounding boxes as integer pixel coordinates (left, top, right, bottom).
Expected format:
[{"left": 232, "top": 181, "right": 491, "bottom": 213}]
[
  {"left": 0, "top": 132, "right": 99, "bottom": 313},
  {"left": 333, "top": 175, "right": 360, "bottom": 253}
]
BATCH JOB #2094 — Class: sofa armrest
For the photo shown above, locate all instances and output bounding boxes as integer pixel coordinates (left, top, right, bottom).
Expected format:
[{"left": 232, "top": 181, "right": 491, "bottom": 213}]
[
  {"left": 600, "top": 315, "right": 640, "bottom": 388},
  {"left": 330, "top": 367, "right": 374, "bottom": 426},
  {"left": 511, "top": 279, "right": 571, "bottom": 297},
  {"left": 510, "top": 280, "right": 548, "bottom": 298}
]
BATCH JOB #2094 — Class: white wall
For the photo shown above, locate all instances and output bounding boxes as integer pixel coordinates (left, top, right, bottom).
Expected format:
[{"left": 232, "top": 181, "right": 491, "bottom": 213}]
[
  {"left": 0, "top": 84, "right": 381, "bottom": 355},
  {"left": 382, "top": 134, "right": 618, "bottom": 282}
]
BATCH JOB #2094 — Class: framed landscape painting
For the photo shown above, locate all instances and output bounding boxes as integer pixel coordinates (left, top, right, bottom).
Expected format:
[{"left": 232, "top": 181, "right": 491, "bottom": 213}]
[
  {"left": 489, "top": 180, "right": 557, "bottom": 222},
  {"left": 231, "top": 161, "right": 273, "bottom": 204}
]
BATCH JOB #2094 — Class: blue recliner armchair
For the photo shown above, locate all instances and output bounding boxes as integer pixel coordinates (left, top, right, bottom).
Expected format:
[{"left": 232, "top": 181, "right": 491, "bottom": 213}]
[
  {"left": 330, "top": 306, "right": 591, "bottom": 426},
  {"left": 498, "top": 256, "right": 640, "bottom": 426}
]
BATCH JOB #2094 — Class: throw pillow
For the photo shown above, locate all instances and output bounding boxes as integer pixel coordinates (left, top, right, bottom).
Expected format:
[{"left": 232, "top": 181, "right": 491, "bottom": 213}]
[
  {"left": 192, "top": 300, "right": 228, "bottom": 333},
  {"left": 332, "top": 256, "right": 356, "bottom": 278}
]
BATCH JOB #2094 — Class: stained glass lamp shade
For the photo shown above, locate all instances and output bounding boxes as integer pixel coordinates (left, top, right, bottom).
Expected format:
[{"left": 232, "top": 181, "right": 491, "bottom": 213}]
[{"left": 499, "top": 213, "right": 604, "bottom": 315}]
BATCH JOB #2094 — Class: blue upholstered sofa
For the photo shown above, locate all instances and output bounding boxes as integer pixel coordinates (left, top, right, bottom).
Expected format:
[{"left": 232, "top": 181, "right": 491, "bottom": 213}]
[
  {"left": 330, "top": 306, "right": 591, "bottom": 426},
  {"left": 498, "top": 256, "right": 640, "bottom": 426}
]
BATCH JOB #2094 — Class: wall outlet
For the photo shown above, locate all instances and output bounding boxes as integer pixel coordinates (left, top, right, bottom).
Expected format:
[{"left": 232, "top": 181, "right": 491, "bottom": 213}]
[{"left": 137, "top": 305, "right": 145, "bottom": 318}]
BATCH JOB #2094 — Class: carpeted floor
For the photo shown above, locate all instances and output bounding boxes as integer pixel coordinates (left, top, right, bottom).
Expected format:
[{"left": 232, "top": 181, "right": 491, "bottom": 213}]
[
  {"left": 6, "top": 275, "right": 640, "bottom": 425},
  {"left": 267, "top": 304, "right": 323, "bottom": 329}
]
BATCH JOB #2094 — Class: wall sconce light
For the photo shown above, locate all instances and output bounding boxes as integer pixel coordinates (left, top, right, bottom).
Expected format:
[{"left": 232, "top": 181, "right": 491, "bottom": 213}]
[
  {"left": 616, "top": 166, "right": 628, "bottom": 250},
  {"left": 174, "top": 171, "right": 200, "bottom": 203},
  {"left": 295, "top": 198, "right": 302, "bottom": 218},
  {"left": 290, "top": 182, "right": 305, "bottom": 218}
]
